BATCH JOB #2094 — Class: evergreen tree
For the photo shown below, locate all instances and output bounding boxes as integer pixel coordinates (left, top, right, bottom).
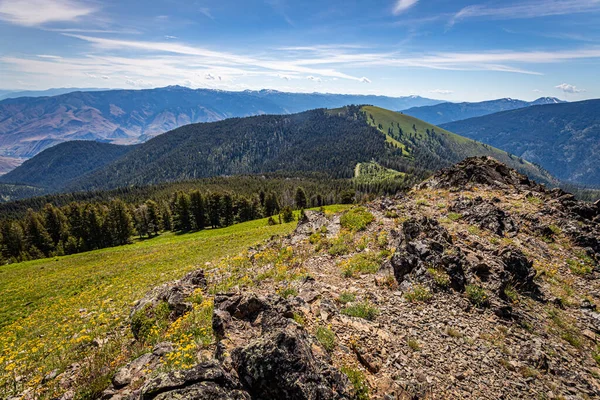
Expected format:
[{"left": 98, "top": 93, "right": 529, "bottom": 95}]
[
  {"left": 106, "top": 199, "right": 134, "bottom": 246},
  {"left": 281, "top": 206, "right": 295, "bottom": 223},
  {"left": 173, "top": 192, "right": 192, "bottom": 231},
  {"left": 208, "top": 193, "right": 222, "bottom": 228},
  {"left": 222, "top": 193, "right": 234, "bottom": 227},
  {"left": 134, "top": 204, "right": 151, "bottom": 238},
  {"left": 42, "top": 203, "right": 69, "bottom": 246},
  {"left": 189, "top": 190, "right": 206, "bottom": 230},
  {"left": 236, "top": 197, "right": 253, "bottom": 222},
  {"left": 294, "top": 187, "right": 308, "bottom": 209},
  {"left": 161, "top": 203, "right": 173, "bottom": 231},
  {"left": 83, "top": 204, "right": 104, "bottom": 250},
  {"left": 145, "top": 200, "right": 162, "bottom": 235},
  {"left": 264, "top": 192, "right": 280, "bottom": 216},
  {"left": 0, "top": 221, "right": 25, "bottom": 260},
  {"left": 24, "top": 209, "right": 54, "bottom": 256}
]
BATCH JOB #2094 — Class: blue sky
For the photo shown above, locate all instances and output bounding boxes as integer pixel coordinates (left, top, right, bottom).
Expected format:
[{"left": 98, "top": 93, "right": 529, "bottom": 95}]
[{"left": 1, "top": 0, "right": 599, "bottom": 101}]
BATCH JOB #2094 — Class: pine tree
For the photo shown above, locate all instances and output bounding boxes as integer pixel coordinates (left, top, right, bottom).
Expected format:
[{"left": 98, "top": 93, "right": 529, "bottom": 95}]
[
  {"left": 83, "top": 204, "right": 104, "bottom": 250},
  {"left": 189, "top": 190, "right": 206, "bottom": 230},
  {"left": 281, "top": 206, "right": 295, "bottom": 223},
  {"left": 264, "top": 192, "right": 280, "bottom": 216},
  {"left": 173, "top": 192, "right": 192, "bottom": 231},
  {"left": 134, "top": 204, "right": 151, "bottom": 238},
  {"left": 236, "top": 197, "right": 253, "bottom": 222},
  {"left": 294, "top": 187, "right": 308, "bottom": 209},
  {"left": 24, "top": 209, "right": 54, "bottom": 256},
  {"left": 161, "top": 203, "right": 173, "bottom": 231},
  {"left": 0, "top": 221, "right": 25, "bottom": 260},
  {"left": 222, "top": 193, "right": 234, "bottom": 227},
  {"left": 208, "top": 193, "right": 222, "bottom": 228},
  {"left": 106, "top": 199, "right": 134, "bottom": 246},
  {"left": 42, "top": 203, "right": 69, "bottom": 246},
  {"left": 145, "top": 200, "right": 162, "bottom": 235}
]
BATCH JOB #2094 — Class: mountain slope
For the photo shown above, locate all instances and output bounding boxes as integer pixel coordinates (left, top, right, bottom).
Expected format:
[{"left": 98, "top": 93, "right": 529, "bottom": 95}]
[
  {"left": 54, "top": 106, "right": 552, "bottom": 192},
  {"left": 0, "top": 156, "right": 23, "bottom": 175},
  {"left": 0, "top": 86, "right": 441, "bottom": 158},
  {"left": 403, "top": 97, "right": 564, "bottom": 125},
  {"left": 440, "top": 99, "right": 600, "bottom": 186},
  {"left": 0, "top": 87, "right": 105, "bottom": 101},
  {"left": 0, "top": 141, "right": 135, "bottom": 190}
]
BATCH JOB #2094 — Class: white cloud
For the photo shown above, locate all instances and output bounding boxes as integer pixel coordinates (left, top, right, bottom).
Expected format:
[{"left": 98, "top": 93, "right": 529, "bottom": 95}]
[
  {"left": 0, "top": 0, "right": 95, "bottom": 26},
  {"left": 277, "top": 74, "right": 292, "bottom": 81},
  {"left": 85, "top": 72, "right": 97, "bottom": 78},
  {"left": 37, "top": 54, "right": 62, "bottom": 59},
  {"left": 393, "top": 0, "right": 419, "bottom": 15},
  {"left": 307, "top": 76, "right": 322, "bottom": 82},
  {"left": 532, "top": 89, "right": 542, "bottom": 93},
  {"left": 164, "top": 35, "right": 178, "bottom": 40},
  {"left": 101, "top": 75, "right": 109, "bottom": 80},
  {"left": 360, "top": 77, "right": 371, "bottom": 83},
  {"left": 125, "top": 78, "right": 153, "bottom": 88},
  {"left": 429, "top": 89, "right": 453, "bottom": 95},
  {"left": 555, "top": 83, "right": 585, "bottom": 93},
  {"left": 199, "top": 8, "right": 213, "bottom": 19},
  {"left": 451, "top": 0, "right": 600, "bottom": 26}
]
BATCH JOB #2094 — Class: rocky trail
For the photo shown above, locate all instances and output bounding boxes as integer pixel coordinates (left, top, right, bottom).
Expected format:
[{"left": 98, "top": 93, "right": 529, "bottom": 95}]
[{"left": 44, "top": 157, "right": 600, "bottom": 400}]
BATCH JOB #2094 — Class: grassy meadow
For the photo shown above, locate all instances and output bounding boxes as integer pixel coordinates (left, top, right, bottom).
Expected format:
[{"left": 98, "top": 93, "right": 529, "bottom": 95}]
[{"left": 0, "top": 206, "right": 347, "bottom": 398}]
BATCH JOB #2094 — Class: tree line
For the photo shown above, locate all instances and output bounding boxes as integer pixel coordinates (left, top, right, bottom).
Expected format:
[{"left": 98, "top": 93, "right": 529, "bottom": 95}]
[{"left": 0, "top": 186, "right": 348, "bottom": 264}]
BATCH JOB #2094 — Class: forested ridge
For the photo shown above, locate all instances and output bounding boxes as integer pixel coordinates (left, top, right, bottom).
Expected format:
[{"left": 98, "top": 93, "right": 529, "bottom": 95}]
[{"left": 2, "top": 105, "right": 555, "bottom": 197}]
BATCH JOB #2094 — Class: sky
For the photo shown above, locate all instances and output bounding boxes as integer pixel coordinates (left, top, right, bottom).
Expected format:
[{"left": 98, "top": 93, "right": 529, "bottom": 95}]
[{"left": 0, "top": 0, "right": 600, "bottom": 101}]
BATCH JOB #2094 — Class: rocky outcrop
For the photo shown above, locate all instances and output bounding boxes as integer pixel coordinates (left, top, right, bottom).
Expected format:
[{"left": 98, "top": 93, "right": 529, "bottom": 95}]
[
  {"left": 391, "top": 217, "right": 466, "bottom": 292},
  {"left": 293, "top": 210, "right": 341, "bottom": 243},
  {"left": 139, "top": 361, "right": 250, "bottom": 400},
  {"left": 126, "top": 294, "right": 352, "bottom": 400},
  {"left": 214, "top": 294, "right": 353, "bottom": 400},
  {"left": 420, "top": 156, "right": 539, "bottom": 191},
  {"left": 450, "top": 196, "right": 518, "bottom": 236},
  {"left": 130, "top": 270, "right": 207, "bottom": 340}
]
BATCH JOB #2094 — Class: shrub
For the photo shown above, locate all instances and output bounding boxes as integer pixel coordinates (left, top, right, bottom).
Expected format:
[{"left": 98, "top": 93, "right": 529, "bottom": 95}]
[
  {"left": 407, "top": 338, "right": 421, "bottom": 351},
  {"left": 427, "top": 268, "right": 450, "bottom": 288},
  {"left": 340, "top": 366, "right": 369, "bottom": 400},
  {"left": 340, "top": 253, "right": 381, "bottom": 278},
  {"left": 328, "top": 232, "right": 353, "bottom": 256},
  {"left": 315, "top": 326, "right": 336, "bottom": 352},
  {"left": 292, "top": 312, "right": 305, "bottom": 326},
  {"left": 338, "top": 291, "right": 356, "bottom": 304},
  {"left": 278, "top": 286, "right": 298, "bottom": 299},
  {"left": 281, "top": 206, "right": 295, "bottom": 223},
  {"left": 340, "top": 207, "right": 375, "bottom": 232},
  {"left": 130, "top": 301, "right": 171, "bottom": 343},
  {"left": 447, "top": 212, "right": 462, "bottom": 221},
  {"left": 503, "top": 284, "right": 519, "bottom": 303},
  {"left": 466, "top": 285, "right": 489, "bottom": 307},
  {"left": 342, "top": 301, "right": 379, "bottom": 321},
  {"left": 404, "top": 285, "right": 433, "bottom": 302}
]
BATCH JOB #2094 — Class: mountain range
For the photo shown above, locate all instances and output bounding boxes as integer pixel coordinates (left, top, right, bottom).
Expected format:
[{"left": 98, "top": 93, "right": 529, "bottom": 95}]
[
  {"left": 441, "top": 99, "right": 600, "bottom": 186},
  {"left": 0, "top": 86, "right": 442, "bottom": 160},
  {"left": 0, "top": 105, "right": 554, "bottom": 196},
  {"left": 403, "top": 97, "right": 565, "bottom": 125}
]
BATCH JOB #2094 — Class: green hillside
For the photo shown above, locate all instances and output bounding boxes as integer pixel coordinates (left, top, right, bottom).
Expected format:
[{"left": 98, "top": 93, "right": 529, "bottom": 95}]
[{"left": 360, "top": 105, "right": 556, "bottom": 185}]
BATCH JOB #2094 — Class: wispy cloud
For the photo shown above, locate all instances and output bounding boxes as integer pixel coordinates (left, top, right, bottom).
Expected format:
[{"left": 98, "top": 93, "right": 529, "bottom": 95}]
[
  {"left": 360, "top": 77, "right": 371, "bottom": 83},
  {"left": 199, "top": 8, "right": 214, "bottom": 20},
  {"left": 555, "top": 83, "right": 585, "bottom": 93},
  {"left": 0, "top": 0, "right": 95, "bottom": 27},
  {"left": 393, "top": 0, "right": 419, "bottom": 15},
  {"left": 429, "top": 89, "right": 453, "bottom": 95},
  {"left": 451, "top": 0, "right": 600, "bottom": 26}
]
